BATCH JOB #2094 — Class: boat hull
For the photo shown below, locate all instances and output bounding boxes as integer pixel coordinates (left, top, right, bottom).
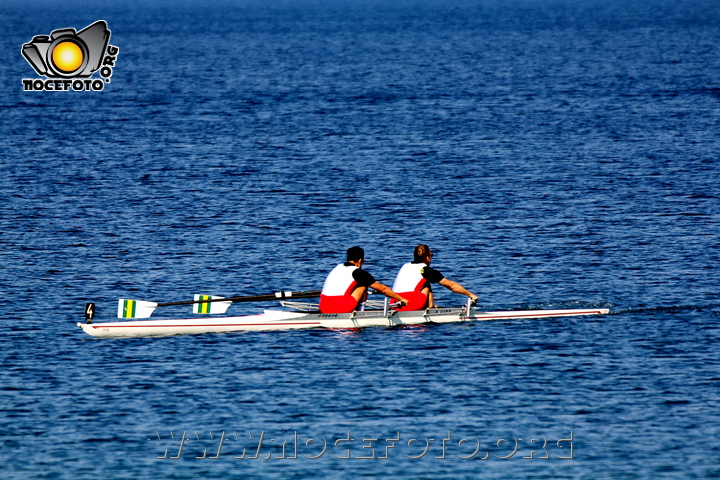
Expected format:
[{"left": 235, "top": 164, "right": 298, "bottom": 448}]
[{"left": 77, "top": 307, "right": 610, "bottom": 338}]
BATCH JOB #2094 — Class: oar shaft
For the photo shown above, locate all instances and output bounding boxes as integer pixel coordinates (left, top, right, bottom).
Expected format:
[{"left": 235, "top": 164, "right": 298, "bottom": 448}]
[{"left": 156, "top": 290, "right": 322, "bottom": 307}]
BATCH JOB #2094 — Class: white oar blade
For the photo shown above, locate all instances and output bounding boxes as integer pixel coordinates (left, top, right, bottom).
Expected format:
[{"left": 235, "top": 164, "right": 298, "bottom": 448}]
[
  {"left": 118, "top": 299, "right": 158, "bottom": 318},
  {"left": 193, "top": 295, "right": 232, "bottom": 314}
]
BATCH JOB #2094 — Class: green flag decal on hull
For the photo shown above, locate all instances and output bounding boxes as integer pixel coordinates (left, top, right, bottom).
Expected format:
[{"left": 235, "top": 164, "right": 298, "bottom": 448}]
[{"left": 118, "top": 299, "right": 158, "bottom": 318}]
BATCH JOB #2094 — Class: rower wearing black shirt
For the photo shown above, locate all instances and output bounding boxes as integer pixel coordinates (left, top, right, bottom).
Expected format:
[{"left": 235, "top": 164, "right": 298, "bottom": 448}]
[
  {"left": 319, "top": 246, "right": 408, "bottom": 314},
  {"left": 392, "top": 244, "right": 478, "bottom": 310}
]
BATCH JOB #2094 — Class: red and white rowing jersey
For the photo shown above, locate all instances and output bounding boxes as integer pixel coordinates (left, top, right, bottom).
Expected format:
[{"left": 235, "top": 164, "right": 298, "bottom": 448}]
[
  {"left": 321, "top": 263, "right": 359, "bottom": 297},
  {"left": 392, "top": 262, "right": 429, "bottom": 310},
  {"left": 319, "top": 263, "right": 365, "bottom": 313},
  {"left": 392, "top": 262, "right": 429, "bottom": 293}
]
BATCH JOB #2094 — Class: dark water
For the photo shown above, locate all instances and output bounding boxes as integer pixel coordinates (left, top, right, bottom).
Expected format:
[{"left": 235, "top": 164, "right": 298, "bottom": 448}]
[{"left": 2, "top": 0, "right": 719, "bottom": 478}]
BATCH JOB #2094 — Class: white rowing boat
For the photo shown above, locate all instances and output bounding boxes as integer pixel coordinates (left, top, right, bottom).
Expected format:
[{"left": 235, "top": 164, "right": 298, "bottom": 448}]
[{"left": 77, "top": 301, "right": 610, "bottom": 338}]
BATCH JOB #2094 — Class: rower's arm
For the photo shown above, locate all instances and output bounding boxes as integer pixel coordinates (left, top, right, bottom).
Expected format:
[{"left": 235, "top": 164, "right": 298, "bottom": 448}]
[
  {"left": 369, "top": 282, "right": 408, "bottom": 305},
  {"left": 438, "top": 278, "right": 478, "bottom": 302}
]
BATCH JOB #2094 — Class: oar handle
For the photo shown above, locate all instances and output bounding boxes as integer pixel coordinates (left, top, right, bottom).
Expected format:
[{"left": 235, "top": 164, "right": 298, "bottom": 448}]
[{"left": 156, "top": 290, "right": 322, "bottom": 307}]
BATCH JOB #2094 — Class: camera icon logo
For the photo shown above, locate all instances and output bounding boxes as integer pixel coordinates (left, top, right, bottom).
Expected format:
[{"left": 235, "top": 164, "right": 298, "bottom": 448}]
[{"left": 22, "top": 20, "right": 110, "bottom": 78}]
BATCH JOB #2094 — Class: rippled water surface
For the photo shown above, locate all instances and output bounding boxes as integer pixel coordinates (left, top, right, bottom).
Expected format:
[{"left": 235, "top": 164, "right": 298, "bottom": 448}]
[{"left": 1, "top": 0, "right": 719, "bottom": 478}]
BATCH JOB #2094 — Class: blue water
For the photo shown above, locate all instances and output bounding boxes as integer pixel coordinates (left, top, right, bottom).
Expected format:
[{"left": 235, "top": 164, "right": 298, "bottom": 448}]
[{"left": 2, "top": 0, "right": 719, "bottom": 478}]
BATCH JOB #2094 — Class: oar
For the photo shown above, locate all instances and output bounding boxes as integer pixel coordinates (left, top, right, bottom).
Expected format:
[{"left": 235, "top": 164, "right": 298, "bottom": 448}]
[{"left": 118, "top": 290, "right": 322, "bottom": 318}]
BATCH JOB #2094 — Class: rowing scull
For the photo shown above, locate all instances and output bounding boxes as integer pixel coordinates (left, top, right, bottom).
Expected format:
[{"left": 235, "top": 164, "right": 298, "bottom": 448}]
[{"left": 77, "top": 306, "right": 609, "bottom": 338}]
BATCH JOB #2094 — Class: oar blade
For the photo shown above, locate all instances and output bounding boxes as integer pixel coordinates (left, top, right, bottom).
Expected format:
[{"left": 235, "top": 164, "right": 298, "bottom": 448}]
[
  {"left": 193, "top": 295, "right": 232, "bottom": 314},
  {"left": 118, "top": 299, "right": 158, "bottom": 318}
]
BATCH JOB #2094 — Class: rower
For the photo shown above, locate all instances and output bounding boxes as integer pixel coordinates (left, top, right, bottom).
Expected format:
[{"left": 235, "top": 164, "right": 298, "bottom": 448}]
[
  {"left": 319, "top": 246, "right": 408, "bottom": 314},
  {"left": 392, "top": 244, "right": 478, "bottom": 310}
]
